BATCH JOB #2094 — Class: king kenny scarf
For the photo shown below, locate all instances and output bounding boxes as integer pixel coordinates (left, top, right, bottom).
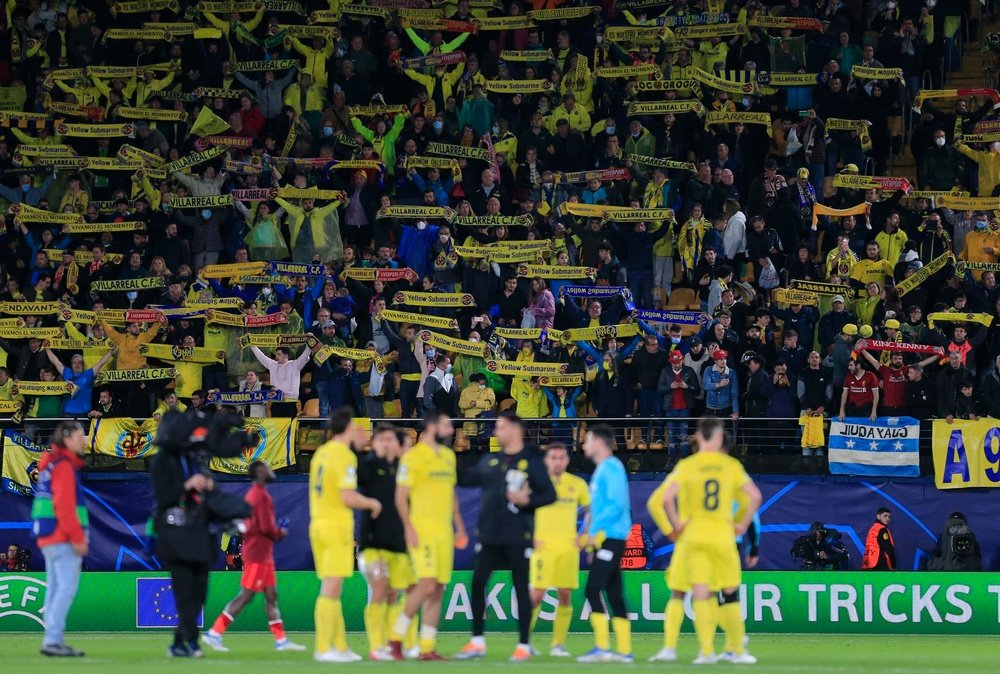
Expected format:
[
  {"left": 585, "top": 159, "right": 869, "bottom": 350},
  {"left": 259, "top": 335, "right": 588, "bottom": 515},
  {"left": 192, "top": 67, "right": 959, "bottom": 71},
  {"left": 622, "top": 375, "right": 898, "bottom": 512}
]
[{"left": 851, "top": 339, "right": 944, "bottom": 359}]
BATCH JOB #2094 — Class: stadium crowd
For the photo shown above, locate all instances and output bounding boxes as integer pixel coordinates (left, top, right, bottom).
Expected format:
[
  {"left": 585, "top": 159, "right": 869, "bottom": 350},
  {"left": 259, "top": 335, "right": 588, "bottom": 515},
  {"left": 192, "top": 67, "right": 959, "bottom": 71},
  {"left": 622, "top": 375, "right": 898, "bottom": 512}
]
[{"left": 1, "top": 0, "right": 999, "bottom": 460}]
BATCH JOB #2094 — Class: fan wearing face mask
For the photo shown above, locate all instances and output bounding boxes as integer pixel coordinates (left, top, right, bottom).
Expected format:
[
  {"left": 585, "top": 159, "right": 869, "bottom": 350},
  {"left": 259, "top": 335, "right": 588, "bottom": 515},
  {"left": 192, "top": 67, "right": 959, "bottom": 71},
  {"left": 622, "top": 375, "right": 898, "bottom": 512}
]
[
  {"left": 958, "top": 214, "right": 1000, "bottom": 280},
  {"left": 955, "top": 138, "right": 1000, "bottom": 198}
]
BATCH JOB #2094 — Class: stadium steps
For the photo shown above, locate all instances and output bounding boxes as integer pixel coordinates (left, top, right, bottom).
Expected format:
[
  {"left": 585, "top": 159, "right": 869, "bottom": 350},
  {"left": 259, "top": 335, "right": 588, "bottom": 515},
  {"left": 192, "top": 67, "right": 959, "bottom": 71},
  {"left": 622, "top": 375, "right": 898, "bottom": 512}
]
[{"left": 886, "top": 17, "right": 1000, "bottom": 181}]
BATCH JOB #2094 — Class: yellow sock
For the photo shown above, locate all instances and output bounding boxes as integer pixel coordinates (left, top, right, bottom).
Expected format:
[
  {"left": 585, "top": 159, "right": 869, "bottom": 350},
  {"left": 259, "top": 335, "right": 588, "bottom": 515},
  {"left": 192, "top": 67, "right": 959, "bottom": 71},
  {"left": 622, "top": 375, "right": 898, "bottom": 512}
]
[
  {"left": 612, "top": 617, "right": 632, "bottom": 656},
  {"left": 719, "top": 601, "right": 745, "bottom": 654},
  {"left": 330, "top": 599, "right": 348, "bottom": 652},
  {"left": 530, "top": 603, "right": 541, "bottom": 633},
  {"left": 314, "top": 596, "right": 336, "bottom": 654},
  {"left": 590, "top": 612, "right": 610, "bottom": 651},
  {"left": 365, "top": 602, "right": 387, "bottom": 652},
  {"left": 387, "top": 601, "right": 403, "bottom": 641},
  {"left": 692, "top": 599, "right": 718, "bottom": 657},
  {"left": 664, "top": 598, "right": 685, "bottom": 650},
  {"left": 418, "top": 625, "right": 437, "bottom": 654},
  {"left": 553, "top": 605, "right": 573, "bottom": 647}
]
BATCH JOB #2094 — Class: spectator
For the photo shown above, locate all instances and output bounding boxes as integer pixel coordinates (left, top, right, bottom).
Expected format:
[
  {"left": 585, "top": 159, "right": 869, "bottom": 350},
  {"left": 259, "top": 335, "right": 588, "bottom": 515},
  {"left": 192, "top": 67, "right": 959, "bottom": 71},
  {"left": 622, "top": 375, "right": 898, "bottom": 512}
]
[
  {"left": 248, "top": 345, "right": 312, "bottom": 418},
  {"left": 791, "top": 522, "right": 851, "bottom": 570},
  {"left": 862, "top": 507, "right": 896, "bottom": 571},
  {"left": 839, "top": 359, "right": 880, "bottom": 420},
  {"left": 657, "top": 349, "right": 700, "bottom": 461},
  {"left": 703, "top": 349, "right": 739, "bottom": 418},
  {"left": 936, "top": 349, "right": 973, "bottom": 422}
]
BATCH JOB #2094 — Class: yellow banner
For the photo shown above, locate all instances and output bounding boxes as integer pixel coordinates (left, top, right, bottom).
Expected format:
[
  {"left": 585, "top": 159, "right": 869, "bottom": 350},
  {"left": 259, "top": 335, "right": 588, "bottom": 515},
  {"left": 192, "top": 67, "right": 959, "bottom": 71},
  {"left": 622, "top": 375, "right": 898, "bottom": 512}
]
[
  {"left": 238, "top": 334, "right": 311, "bottom": 349},
  {"left": 426, "top": 141, "right": 492, "bottom": 162},
  {"left": 63, "top": 221, "right": 145, "bottom": 234},
  {"left": 628, "top": 100, "right": 705, "bottom": 116},
  {"left": 0, "top": 318, "right": 25, "bottom": 329},
  {"left": 418, "top": 330, "right": 487, "bottom": 357},
  {"left": 12, "top": 381, "right": 77, "bottom": 396},
  {"left": 91, "top": 277, "right": 166, "bottom": 292},
  {"left": 275, "top": 187, "right": 347, "bottom": 202},
  {"left": 485, "top": 79, "right": 553, "bottom": 94},
  {"left": 527, "top": 6, "right": 596, "bottom": 20},
  {"left": 516, "top": 263, "right": 595, "bottom": 280},
  {"left": 0, "top": 328, "right": 62, "bottom": 340},
  {"left": 593, "top": 64, "right": 662, "bottom": 79},
  {"left": 378, "top": 205, "right": 456, "bottom": 221},
  {"left": 774, "top": 287, "right": 819, "bottom": 306},
  {"left": 936, "top": 195, "right": 1000, "bottom": 210},
  {"left": 705, "top": 111, "right": 772, "bottom": 135},
  {"left": 538, "top": 374, "right": 583, "bottom": 387},
  {"left": 202, "top": 262, "right": 269, "bottom": 278},
  {"left": 674, "top": 23, "right": 744, "bottom": 38},
  {"left": 116, "top": 107, "right": 188, "bottom": 122},
  {"left": 559, "top": 323, "right": 641, "bottom": 343},
  {"left": 926, "top": 312, "right": 994, "bottom": 329},
  {"left": 485, "top": 360, "right": 568, "bottom": 376},
  {"left": 896, "top": 252, "right": 953, "bottom": 297},
  {"left": 55, "top": 122, "right": 135, "bottom": 138},
  {"left": 87, "top": 416, "right": 160, "bottom": 459},
  {"left": 850, "top": 65, "right": 904, "bottom": 81},
  {"left": 380, "top": 310, "right": 458, "bottom": 331},
  {"left": 167, "top": 195, "right": 235, "bottom": 209},
  {"left": 162, "top": 145, "right": 228, "bottom": 173},
  {"left": 453, "top": 215, "right": 533, "bottom": 227},
  {"left": 96, "top": 367, "right": 177, "bottom": 383},
  {"left": 499, "top": 49, "right": 553, "bottom": 61},
  {"left": 392, "top": 291, "right": 474, "bottom": 307},
  {"left": 933, "top": 418, "right": 1000, "bottom": 489},
  {"left": 0, "top": 301, "right": 60, "bottom": 315},
  {"left": 139, "top": 343, "right": 226, "bottom": 363},
  {"left": 210, "top": 417, "right": 297, "bottom": 474},
  {"left": 826, "top": 118, "right": 872, "bottom": 151}
]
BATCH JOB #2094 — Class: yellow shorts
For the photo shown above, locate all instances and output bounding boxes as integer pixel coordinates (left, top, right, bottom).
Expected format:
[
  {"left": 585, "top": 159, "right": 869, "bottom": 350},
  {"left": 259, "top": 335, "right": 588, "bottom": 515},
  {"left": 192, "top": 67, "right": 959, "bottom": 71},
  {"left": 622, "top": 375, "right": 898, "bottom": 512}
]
[
  {"left": 675, "top": 540, "right": 741, "bottom": 592},
  {"left": 530, "top": 546, "right": 580, "bottom": 590},
  {"left": 310, "top": 528, "right": 355, "bottom": 579},
  {"left": 409, "top": 535, "right": 453, "bottom": 585},
  {"left": 361, "top": 549, "right": 414, "bottom": 591},
  {"left": 665, "top": 544, "right": 692, "bottom": 593}
]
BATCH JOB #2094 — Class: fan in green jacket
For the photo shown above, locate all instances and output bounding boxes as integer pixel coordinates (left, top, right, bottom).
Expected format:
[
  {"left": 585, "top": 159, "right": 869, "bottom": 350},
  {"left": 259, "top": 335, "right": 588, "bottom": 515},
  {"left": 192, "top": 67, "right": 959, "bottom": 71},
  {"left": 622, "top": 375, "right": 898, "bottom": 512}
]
[{"left": 352, "top": 111, "right": 407, "bottom": 176}]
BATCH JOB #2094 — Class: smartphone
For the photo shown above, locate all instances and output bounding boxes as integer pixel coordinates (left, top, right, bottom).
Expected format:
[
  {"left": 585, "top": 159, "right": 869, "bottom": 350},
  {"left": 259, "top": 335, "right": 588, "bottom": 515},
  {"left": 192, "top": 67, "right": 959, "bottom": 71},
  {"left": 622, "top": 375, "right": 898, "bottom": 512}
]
[{"left": 799, "top": 110, "right": 811, "bottom": 118}]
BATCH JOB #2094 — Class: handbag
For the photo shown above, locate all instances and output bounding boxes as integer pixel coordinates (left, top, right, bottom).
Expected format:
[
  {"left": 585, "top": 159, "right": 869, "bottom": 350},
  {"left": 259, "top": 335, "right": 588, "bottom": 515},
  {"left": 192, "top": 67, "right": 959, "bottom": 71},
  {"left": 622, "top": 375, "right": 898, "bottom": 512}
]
[{"left": 785, "top": 126, "right": 803, "bottom": 156}]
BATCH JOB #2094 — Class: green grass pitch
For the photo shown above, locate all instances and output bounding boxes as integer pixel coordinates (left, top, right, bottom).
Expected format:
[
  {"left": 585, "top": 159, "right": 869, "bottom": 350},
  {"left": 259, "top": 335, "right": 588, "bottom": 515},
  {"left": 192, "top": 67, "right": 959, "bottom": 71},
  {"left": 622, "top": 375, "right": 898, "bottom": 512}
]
[{"left": 3, "top": 632, "right": 994, "bottom": 673}]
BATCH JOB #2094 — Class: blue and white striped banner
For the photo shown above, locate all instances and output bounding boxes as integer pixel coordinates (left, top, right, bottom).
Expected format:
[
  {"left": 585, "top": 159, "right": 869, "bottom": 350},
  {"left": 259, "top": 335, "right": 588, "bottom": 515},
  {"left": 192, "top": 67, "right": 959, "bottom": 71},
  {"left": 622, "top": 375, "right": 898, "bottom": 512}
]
[{"left": 828, "top": 416, "right": 920, "bottom": 477}]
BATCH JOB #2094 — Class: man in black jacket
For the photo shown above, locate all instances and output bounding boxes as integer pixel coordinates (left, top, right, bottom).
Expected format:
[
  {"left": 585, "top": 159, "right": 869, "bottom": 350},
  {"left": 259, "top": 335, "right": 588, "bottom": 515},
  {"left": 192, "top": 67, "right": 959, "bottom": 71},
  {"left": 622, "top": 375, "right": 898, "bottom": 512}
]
[
  {"left": 455, "top": 412, "right": 556, "bottom": 663},
  {"left": 936, "top": 350, "right": 973, "bottom": 421},
  {"left": 905, "top": 363, "right": 935, "bottom": 419}
]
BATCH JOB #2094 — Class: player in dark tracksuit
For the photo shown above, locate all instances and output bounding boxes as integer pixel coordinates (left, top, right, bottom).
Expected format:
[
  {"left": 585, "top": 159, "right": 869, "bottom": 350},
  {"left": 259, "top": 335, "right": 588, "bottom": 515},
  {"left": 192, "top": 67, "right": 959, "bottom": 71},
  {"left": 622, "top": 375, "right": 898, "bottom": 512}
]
[{"left": 455, "top": 411, "right": 556, "bottom": 662}]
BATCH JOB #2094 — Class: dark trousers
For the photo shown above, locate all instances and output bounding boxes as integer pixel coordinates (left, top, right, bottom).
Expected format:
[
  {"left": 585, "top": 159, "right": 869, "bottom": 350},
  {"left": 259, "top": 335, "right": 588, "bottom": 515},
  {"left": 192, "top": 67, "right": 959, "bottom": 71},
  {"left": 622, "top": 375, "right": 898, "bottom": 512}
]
[
  {"left": 637, "top": 389, "right": 661, "bottom": 438},
  {"left": 471, "top": 543, "right": 531, "bottom": 643},
  {"left": 844, "top": 402, "right": 871, "bottom": 418},
  {"left": 399, "top": 378, "right": 421, "bottom": 419},
  {"left": 627, "top": 270, "right": 654, "bottom": 309},
  {"left": 166, "top": 560, "right": 210, "bottom": 646},
  {"left": 585, "top": 538, "right": 627, "bottom": 618}
]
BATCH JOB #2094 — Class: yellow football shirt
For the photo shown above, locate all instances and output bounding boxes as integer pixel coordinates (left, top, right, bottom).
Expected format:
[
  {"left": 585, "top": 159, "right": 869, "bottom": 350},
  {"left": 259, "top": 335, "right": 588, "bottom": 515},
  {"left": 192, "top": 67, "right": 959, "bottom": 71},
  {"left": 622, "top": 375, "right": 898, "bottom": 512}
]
[
  {"left": 849, "top": 258, "right": 894, "bottom": 287},
  {"left": 309, "top": 440, "right": 358, "bottom": 531},
  {"left": 397, "top": 441, "right": 456, "bottom": 537},
  {"left": 666, "top": 451, "right": 750, "bottom": 546},
  {"left": 646, "top": 478, "right": 673, "bottom": 538},
  {"left": 534, "top": 472, "right": 590, "bottom": 549}
]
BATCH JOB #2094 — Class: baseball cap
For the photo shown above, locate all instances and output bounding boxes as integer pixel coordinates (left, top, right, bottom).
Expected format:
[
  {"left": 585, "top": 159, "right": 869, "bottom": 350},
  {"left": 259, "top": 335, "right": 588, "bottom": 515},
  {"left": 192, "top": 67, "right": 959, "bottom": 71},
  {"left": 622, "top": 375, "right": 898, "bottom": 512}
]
[
  {"left": 321, "top": 319, "right": 336, "bottom": 328},
  {"left": 859, "top": 325, "right": 873, "bottom": 338},
  {"left": 885, "top": 318, "right": 900, "bottom": 329},
  {"left": 842, "top": 323, "right": 858, "bottom": 336},
  {"left": 712, "top": 350, "right": 728, "bottom": 361},
  {"left": 690, "top": 336, "right": 703, "bottom": 347},
  {"left": 832, "top": 295, "right": 845, "bottom": 304},
  {"left": 668, "top": 350, "right": 684, "bottom": 364},
  {"left": 842, "top": 163, "right": 860, "bottom": 174}
]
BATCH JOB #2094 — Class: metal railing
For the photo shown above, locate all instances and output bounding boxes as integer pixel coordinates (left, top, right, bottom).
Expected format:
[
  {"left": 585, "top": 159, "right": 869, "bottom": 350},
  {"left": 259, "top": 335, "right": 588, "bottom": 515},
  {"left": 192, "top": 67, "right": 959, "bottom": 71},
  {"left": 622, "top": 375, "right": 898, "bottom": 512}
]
[{"left": 1, "top": 415, "right": 939, "bottom": 477}]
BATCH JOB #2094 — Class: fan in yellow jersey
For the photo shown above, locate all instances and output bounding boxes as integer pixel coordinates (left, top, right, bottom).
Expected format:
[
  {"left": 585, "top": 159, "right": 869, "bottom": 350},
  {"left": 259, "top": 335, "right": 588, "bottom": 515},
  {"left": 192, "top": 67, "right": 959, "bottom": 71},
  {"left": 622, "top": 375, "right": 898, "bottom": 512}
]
[
  {"left": 662, "top": 417, "right": 762, "bottom": 665},
  {"left": 309, "top": 407, "right": 382, "bottom": 664},
  {"left": 529, "top": 443, "right": 590, "bottom": 658},
  {"left": 387, "top": 410, "right": 468, "bottom": 661}
]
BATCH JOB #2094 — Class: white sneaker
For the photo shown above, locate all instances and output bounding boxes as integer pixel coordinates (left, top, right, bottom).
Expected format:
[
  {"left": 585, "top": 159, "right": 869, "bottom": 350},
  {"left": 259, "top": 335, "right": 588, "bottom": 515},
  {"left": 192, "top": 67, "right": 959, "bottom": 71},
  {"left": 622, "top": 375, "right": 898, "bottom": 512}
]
[
  {"left": 201, "top": 633, "right": 229, "bottom": 653},
  {"left": 717, "top": 652, "right": 734, "bottom": 663},
  {"left": 369, "top": 648, "right": 394, "bottom": 661},
  {"left": 649, "top": 647, "right": 677, "bottom": 662},
  {"left": 405, "top": 645, "right": 420, "bottom": 660},
  {"left": 550, "top": 644, "right": 572, "bottom": 657},
  {"left": 731, "top": 652, "right": 758, "bottom": 665},
  {"left": 693, "top": 653, "right": 719, "bottom": 665},
  {"left": 275, "top": 639, "right": 306, "bottom": 652},
  {"left": 576, "top": 648, "right": 614, "bottom": 663},
  {"left": 314, "top": 650, "right": 362, "bottom": 663},
  {"left": 530, "top": 644, "right": 542, "bottom": 657}
]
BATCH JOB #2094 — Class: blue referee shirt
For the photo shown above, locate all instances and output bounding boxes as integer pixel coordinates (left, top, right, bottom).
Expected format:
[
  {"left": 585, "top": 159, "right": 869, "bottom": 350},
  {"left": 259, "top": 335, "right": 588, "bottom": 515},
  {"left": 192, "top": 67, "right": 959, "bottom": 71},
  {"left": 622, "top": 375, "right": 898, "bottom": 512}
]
[{"left": 589, "top": 455, "right": 632, "bottom": 540}]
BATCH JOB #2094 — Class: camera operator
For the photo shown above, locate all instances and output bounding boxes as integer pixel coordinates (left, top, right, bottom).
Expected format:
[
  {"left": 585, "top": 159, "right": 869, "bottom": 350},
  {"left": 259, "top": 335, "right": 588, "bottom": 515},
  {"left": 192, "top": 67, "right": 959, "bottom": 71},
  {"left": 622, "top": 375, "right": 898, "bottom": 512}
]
[
  {"left": 791, "top": 521, "right": 851, "bottom": 570},
  {"left": 150, "top": 410, "right": 252, "bottom": 658}
]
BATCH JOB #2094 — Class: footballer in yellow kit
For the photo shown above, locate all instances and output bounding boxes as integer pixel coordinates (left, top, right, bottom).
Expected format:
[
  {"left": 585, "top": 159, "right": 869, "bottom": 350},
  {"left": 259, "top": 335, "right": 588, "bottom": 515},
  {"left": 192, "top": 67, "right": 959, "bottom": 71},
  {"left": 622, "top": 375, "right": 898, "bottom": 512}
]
[
  {"left": 309, "top": 438, "right": 360, "bottom": 579},
  {"left": 665, "top": 449, "right": 750, "bottom": 591},
  {"left": 531, "top": 447, "right": 590, "bottom": 591},
  {"left": 397, "top": 438, "right": 458, "bottom": 584}
]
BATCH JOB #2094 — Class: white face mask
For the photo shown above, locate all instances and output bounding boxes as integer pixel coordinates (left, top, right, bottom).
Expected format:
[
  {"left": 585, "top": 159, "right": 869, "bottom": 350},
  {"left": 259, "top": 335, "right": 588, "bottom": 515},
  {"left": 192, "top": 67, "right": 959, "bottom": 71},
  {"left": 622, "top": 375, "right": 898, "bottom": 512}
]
[
  {"left": 935, "top": 136, "right": 946, "bottom": 147},
  {"left": 992, "top": 142, "right": 1000, "bottom": 152}
]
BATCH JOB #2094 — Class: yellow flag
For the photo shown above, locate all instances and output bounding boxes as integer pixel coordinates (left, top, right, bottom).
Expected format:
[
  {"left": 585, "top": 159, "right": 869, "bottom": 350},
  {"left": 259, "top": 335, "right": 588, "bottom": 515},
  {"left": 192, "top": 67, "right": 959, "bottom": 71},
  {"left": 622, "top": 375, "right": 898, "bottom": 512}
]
[{"left": 190, "top": 106, "right": 231, "bottom": 138}]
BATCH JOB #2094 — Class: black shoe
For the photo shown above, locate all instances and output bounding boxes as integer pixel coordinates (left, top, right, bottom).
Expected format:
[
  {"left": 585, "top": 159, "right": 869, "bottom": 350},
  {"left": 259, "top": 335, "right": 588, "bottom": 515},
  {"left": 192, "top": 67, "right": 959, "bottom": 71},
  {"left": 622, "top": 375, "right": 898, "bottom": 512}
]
[
  {"left": 41, "top": 644, "right": 85, "bottom": 657},
  {"left": 187, "top": 640, "right": 205, "bottom": 658},
  {"left": 167, "top": 643, "right": 193, "bottom": 658}
]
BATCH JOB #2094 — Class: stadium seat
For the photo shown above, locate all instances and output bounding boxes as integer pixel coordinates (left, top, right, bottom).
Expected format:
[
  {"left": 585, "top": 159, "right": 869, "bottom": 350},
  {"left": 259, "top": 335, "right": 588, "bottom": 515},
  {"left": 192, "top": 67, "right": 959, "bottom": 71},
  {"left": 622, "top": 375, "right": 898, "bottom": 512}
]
[
  {"left": 666, "top": 287, "right": 696, "bottom": 310},
  {"left": 301, "top": 398, "right": 320, "bottom": 418}
]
